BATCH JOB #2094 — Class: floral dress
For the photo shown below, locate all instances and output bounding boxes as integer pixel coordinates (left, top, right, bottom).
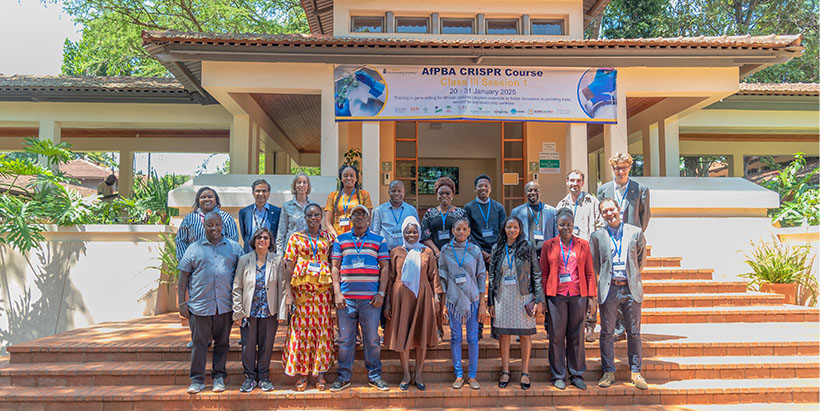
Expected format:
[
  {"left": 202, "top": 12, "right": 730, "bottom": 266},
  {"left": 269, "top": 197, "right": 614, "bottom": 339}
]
[{"left": 282, "top": 230, "right": 336, "bottom": 376}]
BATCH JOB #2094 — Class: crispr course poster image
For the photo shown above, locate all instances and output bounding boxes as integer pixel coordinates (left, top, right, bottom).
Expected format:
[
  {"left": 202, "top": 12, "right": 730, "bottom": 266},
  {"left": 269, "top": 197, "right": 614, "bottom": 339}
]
[{"left": 334, "top": 65, "right": 617, "bottom": 123}]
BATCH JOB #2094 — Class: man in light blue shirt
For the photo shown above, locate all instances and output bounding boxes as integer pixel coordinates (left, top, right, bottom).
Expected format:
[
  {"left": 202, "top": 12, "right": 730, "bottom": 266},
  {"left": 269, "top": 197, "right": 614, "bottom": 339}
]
[
  {"left": 370, "top": 180, "right": 418, "bottom": 251},
  {"left": 178, "top": 212, "right": 243, "bottom": 394}
]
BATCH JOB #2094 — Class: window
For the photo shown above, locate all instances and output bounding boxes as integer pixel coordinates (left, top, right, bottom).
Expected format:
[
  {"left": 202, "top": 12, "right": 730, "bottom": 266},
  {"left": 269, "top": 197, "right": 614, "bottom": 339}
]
[
  {"left": 486, "top": 18, "right": 519, "bottom": 35},
  {"left": 531, "top": 18, "right": 564, "bottom": 35},
  {"left": 351, "top": 16, "right": 384, "bottom": 33},
  {"left": 396, "top": 16, "right": 430, "bottom": 33},
  {"left": 441, "top": 18, "right": 475, "bottom": 34}
]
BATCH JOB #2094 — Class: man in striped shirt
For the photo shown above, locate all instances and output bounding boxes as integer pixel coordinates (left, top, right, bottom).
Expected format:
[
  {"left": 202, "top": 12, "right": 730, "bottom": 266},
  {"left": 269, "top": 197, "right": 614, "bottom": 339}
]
[{"left": 330, "top": 204, "right": 390, "bottom": 392}]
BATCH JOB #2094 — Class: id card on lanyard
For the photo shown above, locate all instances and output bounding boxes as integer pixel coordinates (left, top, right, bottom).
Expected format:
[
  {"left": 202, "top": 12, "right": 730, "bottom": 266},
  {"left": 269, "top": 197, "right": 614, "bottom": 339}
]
[
  {"left": 572, "top": 193, "right": 583, "bottom": 235},
  {"left": 610, "top": 224, "right": 627, "bottom": 279},
  {"left": 351, "top": 233, "right": 367, "bottom": 268},
  {"left": 307, "top": 232, "right": 321, "bottom": 273},
  {"left": 451, "top": 239, "right": 468, "bottom": 284},
  {"left": 559, "top": 238, "right": 574, "bottom": 283},
  {"left": 616, "top": 182, "right": 629, "bottom": 222},
  {"left": 339, "top": 190, "right": 355, "bottom": 227},
  {"left": 478, "top": 201, "right": 494, "bottom": 238},
  {"left": 389, "top": 206, "right": 404, "bottom": 240},
  {"left": 503, "top": 244, "right": 516, "bottom": 285},
  {"left": 529, "top": 204, "right": 544, "bottom": 241},
  {"left": 437, "top": 210, "right": 450, "bottom": 241}
]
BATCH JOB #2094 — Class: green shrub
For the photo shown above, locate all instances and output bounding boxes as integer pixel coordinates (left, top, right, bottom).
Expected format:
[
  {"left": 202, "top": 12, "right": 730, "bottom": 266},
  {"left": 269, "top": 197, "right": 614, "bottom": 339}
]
[{"left": 740, "top": 236, "right": 817, "bottom": 306}]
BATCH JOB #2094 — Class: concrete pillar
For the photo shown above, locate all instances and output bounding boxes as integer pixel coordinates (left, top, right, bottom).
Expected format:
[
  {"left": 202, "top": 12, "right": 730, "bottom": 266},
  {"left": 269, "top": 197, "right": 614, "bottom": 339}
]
[
  {"left": 732, "top": 155, "right": 744, "bottom": 178},
  {"left": 118, "top": 150, "right": 134, "bottom": 197},
  {"left": 565, "top": 123, "right": 588, "bottom": 192},
  {"left": 249, "top": 125, "right": 260, "bottom": 174},
  {"left": 588, "top": 152, "right": 599, "bottom": 193},
  {"left": 321, "top": 88, "right": 339, "bottom": 177},
  {"left": 361, "top": 122, "right": 380, "bottom": 203},
  {"left": 663, "top": 115, "right": 680, "bottom": 177},
  {"left": 230, "top": 114, "right": 251, "bottom": 174},
  {"left": 275, "top": 152, "right": 291, "bottom": 174},
  {"left": 264, "top": 148, "right": 275, "bottom": 174},
  {"left": 648, "top": 123, "right": 661, "bottom": 176},
  {"left": 38, "top": 120, "right": 61, "bottom": 169},
  {"left": 602, "top": 88, "right": 627, "bottom": 181}
]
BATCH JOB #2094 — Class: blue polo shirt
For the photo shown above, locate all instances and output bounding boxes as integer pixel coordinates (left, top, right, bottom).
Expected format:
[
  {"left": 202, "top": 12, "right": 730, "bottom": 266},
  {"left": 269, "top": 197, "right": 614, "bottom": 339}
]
[
  {"left": 331, "top": 230, "right": 389, "bottom": 299},
  {"left": 177, "top": 237, "right": 243, "bottom": 316}
]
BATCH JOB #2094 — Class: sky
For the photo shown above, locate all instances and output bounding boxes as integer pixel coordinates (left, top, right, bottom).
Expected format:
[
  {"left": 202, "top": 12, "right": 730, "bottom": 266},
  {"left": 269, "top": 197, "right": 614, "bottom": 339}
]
[{"left": 0, "top": 0, "right": 228, "bottom": 176}]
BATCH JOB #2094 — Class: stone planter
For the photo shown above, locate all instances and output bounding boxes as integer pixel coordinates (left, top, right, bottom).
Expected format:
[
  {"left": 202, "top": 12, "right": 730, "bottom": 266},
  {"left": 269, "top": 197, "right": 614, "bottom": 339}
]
[{"left": 760, "top": 282, "right": 798, "bottom": 305}]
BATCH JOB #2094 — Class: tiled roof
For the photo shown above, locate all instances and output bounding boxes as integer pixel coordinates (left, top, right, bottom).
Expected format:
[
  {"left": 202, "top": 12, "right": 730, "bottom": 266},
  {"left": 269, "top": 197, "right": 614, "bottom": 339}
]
[
  {"left": 143, "top": 31, "right": 802, "bottom": 50},
  {"left": 60, "top": 159, "right": 117, "bottom": 180},
  {"left": 738, "top": 82, "right": 819, "bottom": 96},
  {"left": 0, "top": 175, "right": 99, "bottom": 197},
  {"left": 0, "top": 75, "right": 203, "bottom": 104},
  {"left": 0, "top": 75, "right": 183, "bottom": 91}
]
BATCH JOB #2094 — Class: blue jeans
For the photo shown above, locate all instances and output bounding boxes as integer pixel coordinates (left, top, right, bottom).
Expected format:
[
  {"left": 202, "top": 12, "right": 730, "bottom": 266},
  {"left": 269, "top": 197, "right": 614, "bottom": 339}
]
[
  {"left": 337, "top": 298, "right": 382, "bottom": 382},
  {"left": 599, "top": 284, "right": 642, "bottom": 373},
  {"left": 448, "top": 302, "right": 479, "bottom": 379}
]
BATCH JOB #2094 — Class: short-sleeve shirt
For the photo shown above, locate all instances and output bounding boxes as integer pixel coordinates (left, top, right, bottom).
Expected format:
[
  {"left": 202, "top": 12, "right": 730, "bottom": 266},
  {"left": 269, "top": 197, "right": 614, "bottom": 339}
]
[
  {"left": 325, "top": 190, "right": 373, "bottom": 235},
  {"left": 420, "top": 206, "right": 467, "bottom": 250},
  {"left": 331, "top": 231, "right": 389, "bottom": 299},
  {"left": 177, "top": 237, "right": 243, "bottom": 316}
]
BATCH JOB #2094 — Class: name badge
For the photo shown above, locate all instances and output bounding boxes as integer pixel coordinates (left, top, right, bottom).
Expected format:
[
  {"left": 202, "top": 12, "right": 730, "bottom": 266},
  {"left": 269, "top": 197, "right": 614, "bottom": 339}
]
[
  {"left": 455, "top": 273, "right": 467, "bottom": 284},
  {"left": 619, "top": 211, "right": 625, "bottom": 221},
  {"left": 613, "top": 261, "right": 627, "bottom": 279},
  {"left": 351, "top": 257, "right": 365, "bottom": 269},
  {"left": 559, "top": 272, "right": 572, "bottom": 283},
  {"left": 437, "top": 230, "right": 450, "bottom": 241},
  {"left": 307, "top": 261, "right": 321, "bottom": 273},
  {"left": 339, "top": 217, "right": 351, "bottom": 227},
  {"left": 503, "top": 275, "right": 516, "bottom": 285},
  {"left": 533, "top": 230, "right": 544, "bottom": 241},
  {"left": 390, "top": 229, "right": 403, "bottom": 239},
  {"left": 481, "top": 228, "right": 494, "bottom": 238},
  {"left": 573, "top": 226, "right": 580, "bottom": 235}
]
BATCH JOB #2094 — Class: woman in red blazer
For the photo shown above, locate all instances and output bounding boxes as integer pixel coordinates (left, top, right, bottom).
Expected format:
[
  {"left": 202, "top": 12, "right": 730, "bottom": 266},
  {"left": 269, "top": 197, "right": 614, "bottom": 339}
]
[{"left": 540, "top": 208, "right": 597, "bottom": 391}]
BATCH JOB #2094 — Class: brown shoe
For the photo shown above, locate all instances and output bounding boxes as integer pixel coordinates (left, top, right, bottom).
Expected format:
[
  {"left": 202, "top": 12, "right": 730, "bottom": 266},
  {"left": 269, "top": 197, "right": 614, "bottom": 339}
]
[
  {"left": 631, "top": 372, "right": 648, "bottom": 390},
  {"left": 584, "top": 324, "right": 596, "bottom": 342},
  {"left": 598, "top": 372, "right": 615, "bottom": 388}
]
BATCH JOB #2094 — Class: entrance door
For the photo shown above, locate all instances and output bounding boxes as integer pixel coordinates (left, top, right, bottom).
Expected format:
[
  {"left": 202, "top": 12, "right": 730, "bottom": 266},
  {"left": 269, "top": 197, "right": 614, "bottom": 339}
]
[
  {"left": 501, "top": 122, "right": 527, "bottom": 212},
  {"left": 394, "top": 121, "right": 418, "bottom": 206}
]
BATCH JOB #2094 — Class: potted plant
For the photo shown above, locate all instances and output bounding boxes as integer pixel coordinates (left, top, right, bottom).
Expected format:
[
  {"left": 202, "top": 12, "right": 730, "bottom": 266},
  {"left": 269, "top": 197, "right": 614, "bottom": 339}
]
[
  {"left": 740, "top": 236, "right": 817, "bottom": 306},
  {"left": 147, "top": 233, "right": 184, "bottom": 324}
]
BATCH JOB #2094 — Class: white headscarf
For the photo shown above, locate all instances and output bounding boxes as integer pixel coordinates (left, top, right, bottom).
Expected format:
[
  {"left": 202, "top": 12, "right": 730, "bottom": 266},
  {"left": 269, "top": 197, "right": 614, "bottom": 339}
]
[{"left": 400, "top": 216, "right": 425, "bottom": 297}]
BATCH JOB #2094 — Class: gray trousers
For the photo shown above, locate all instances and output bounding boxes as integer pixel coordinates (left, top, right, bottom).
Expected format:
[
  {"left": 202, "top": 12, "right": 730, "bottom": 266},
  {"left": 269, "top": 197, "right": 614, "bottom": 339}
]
[
  {"left": 190, "top": 311, "right": 233, "bottom": 384},
  {"left": 547, "top": 294, "right": 588, "bottom": 380},
  {"left": 599, "top": 284, "right": 642, "bottom": 373},
  {"left": 240, "top": 315, "right": 278, "bottom": 381}
]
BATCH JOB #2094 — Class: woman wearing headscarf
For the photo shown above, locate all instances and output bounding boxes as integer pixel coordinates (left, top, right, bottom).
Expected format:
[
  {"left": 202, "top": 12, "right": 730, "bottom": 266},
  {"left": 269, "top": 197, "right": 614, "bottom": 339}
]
[{"left": 384, "top": 216, "right": 442, "bottom": 391}]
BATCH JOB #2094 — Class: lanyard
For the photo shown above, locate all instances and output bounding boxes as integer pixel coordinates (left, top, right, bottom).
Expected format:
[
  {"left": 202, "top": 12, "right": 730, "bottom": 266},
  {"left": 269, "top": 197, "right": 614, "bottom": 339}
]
[
  {"left": 616, "top": 181, "right": 630, "bottom": 211},
  {"left": 560, "top": 238, "right": 573, "bottom": 271},
  {"left": 609, "top": 224, "right": 624, "bottom": 262},
  {"left": 477, "top": 200, "right": 492, "bottom": 228},
  {"left": 342, "top": 189, "right": 356, "bottom": 214},
  {"left": 307, "top": 232, "right": 318, "bottom": 261},
  {"left": 528, "top": 203, "right": 542, "bottom": 228},
  {"left": 449, "top": 239, "right": 466, "bottom": 268},
  {"left": 573, "top": 192, "right": 584, "bottom": 217},
  {"left": 390, "top": 205, "right": 404, "bottom": 225},
  {"left": 504, "top": 243, "right": 514, "bottom": 269},
  {"left": 253, "top": 208, "right": 267, "bottom": 230},
  {"left": 440, "top": 209, "right": 449, "bottom": 229},
  {"left": 353, "top": 232, "right": 367, "bottom": 255}
]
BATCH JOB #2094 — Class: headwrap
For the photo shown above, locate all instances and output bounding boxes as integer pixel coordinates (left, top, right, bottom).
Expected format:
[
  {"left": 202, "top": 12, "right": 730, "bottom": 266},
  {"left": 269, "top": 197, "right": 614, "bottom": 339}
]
[{"left": 400, "top": 216, "right": 425, "bottom": 297}]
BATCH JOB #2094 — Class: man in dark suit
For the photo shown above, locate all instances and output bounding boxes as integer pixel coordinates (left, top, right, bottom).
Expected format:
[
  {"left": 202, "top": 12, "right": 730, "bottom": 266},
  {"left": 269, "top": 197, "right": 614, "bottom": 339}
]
[
  {"left": 590, "top": 198, "right": 647, "bottom": 390},
  {"left": 596, "top": 153, "right": 650, "bottom": 340},
  {"left": 239, "top": 179, "right": 282, "bottom": 253}
]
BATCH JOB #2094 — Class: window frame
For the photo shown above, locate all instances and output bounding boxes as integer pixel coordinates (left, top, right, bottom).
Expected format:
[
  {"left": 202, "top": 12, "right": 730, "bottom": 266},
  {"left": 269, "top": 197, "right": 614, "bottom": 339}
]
[
  {"left": 440, "top": 17, "right": 476, "bottom": 35},
  {"left": 350, "top": 15, "right": 385, "bottom": 33},
  {"left": 485, "top": 18, "right": 520, "bottom": 35},
  {"left": 530, "top": 18, "right": 565, "bottom": 36},
  {"left": 395, "top": 16, "right": 431, "bottom": 34}
]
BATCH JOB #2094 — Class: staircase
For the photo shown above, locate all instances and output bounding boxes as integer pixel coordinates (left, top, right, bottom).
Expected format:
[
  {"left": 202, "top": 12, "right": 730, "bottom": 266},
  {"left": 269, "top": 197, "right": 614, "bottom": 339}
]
[{"left": 0, "top": 249, "right": 818, "bottom": 410}]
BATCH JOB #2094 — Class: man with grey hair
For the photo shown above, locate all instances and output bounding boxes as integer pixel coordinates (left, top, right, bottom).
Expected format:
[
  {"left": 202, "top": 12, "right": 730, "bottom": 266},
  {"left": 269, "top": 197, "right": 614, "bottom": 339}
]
[{"left": 239, "top": 179, "right": 282, "bottom": 253}]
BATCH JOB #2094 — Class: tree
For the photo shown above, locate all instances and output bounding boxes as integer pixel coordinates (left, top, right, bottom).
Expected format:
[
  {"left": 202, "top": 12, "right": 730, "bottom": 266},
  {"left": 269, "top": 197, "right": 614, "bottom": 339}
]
[
  {"left": 600, "top": 0, "right": 669, "bottom": 39},
  {"left": 50, "top": 0, "right": 309, "bottom": 76}
]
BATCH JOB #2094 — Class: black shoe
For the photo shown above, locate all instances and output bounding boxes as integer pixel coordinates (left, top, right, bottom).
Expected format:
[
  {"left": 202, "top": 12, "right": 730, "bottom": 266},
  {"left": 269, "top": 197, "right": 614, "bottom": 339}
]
[
  {"left": 369, "top": 377, "right": 389, "bottom": 391},
  {"left": 329, "top": 379, "right": 351, "bottom": 392},
  {"left": 240, "top": 378, "right": 256, "bottom": 392},
  {"left": 498, "top": 371, "right": 511, "bottom": 388},
  {"left": 399, "top": 380, "right": 410, "bottom": 391},
  {"left": 414, "top": 381, "right": 426, "bottom": 391},
  {"left": 571, "top": 377, "right": 587, "bottom": 390},
  {"left": 553, "top": 379, "right": 566, "bottom": 390},
  {"left": 520, "top": 372, "right": 531, "bottom": 390},
  {"left": 614, "top": 332, "right": 626, "bottom": 342}
]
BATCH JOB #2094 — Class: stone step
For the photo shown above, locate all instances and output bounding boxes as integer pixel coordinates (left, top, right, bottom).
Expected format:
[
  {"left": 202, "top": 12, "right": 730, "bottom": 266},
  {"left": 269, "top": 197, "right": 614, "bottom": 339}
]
[
  {"left": 640, "top": 305, "right": 820, "bottom": 324},
  {"left": 2, "top": 355, "right": 816, "bottom": 387},
  {"left": 642, "top": 280, "right": 748, "bottom": 294},
  {"left": 645, "top": 257, "right": 682, "bottom": 268},
  {"left": 640, "top": 268, "right": 713, "bottom": 281},
  {"left": 0, "top": 379, "right": 816, "bottom": 408},
  {"left": 642, "top": 292, "right": 785, "bottom": 309}
]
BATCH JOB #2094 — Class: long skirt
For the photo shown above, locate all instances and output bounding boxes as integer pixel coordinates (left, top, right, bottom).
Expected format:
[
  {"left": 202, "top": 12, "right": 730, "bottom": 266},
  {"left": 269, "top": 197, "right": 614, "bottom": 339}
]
[{"left": 282, "top": 284, "right": 335, "bottom": 376}]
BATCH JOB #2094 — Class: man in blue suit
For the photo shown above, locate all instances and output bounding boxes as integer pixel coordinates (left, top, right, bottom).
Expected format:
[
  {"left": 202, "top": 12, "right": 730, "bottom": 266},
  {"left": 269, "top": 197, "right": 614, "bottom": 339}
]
[{"left": 239, "top": 179, "right": 282, "bottom": 253}]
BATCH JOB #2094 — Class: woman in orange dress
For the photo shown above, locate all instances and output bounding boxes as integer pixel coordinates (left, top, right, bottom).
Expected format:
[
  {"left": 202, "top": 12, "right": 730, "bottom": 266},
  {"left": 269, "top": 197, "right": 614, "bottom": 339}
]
[
  {"left": 324, "top": 164, "right": 373, "bottom": 237},
  {"left": 282, "top": 203, "right": 335, "bottom": 391}
]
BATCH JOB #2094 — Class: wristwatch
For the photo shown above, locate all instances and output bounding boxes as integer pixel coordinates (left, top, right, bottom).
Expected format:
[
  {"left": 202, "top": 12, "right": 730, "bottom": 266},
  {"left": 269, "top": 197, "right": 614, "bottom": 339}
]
[{"left": 377, "top": 291, "right": 386, "bottom": 297}]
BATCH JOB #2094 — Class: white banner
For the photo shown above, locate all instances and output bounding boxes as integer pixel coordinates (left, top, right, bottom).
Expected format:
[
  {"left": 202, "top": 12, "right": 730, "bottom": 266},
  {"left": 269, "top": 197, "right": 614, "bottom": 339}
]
[{"left": 334, "top": 65, "right": 616, "bottom": 123}]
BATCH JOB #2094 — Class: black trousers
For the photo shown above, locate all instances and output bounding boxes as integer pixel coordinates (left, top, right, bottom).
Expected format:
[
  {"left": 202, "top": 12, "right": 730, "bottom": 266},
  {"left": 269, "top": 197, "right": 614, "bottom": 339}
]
[
  {"left": 547, "top": 295, "right": 588, "bottom": 380},
  {"left": 241, "top": 315, "right": 278, "bottom": 381},
  {"left": 190, "top": 311, "right": 233, "bottom": 384}
]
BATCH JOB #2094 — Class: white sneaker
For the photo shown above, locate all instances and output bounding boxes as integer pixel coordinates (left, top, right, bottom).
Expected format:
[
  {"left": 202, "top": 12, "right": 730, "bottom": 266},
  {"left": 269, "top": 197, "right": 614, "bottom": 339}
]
[{"left": 187, "top": 382, "right": 205, "bottom": 394}]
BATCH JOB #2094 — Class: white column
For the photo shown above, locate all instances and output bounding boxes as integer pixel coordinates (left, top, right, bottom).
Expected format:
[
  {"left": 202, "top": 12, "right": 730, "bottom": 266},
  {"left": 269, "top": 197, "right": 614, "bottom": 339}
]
[
  {"left": 320, "top": 87, "right": 339, "bottom": 177},
  {"left": 664, "top": 115, "right": 680, "bottom": 177},
  {"left": 565, "top": 123, "right": 588, "bottom": 192},
  {"left": 264, "top": 148, "right": 275, "bottom": 174},
  {"left": 38, "top": 120, "right": 61, "bottom": 169},
  {"left": 230, "top": 114, "right": 251, "bottom": 174},
  {"left": 118, "top": 150, "right": 134, "bottom": 197},
  {"left": 361, "top": 122, "right": 380, "bottom": 203},
  {"left": 602, "top": 88, "right": 628, "bottom": 181},
  {"left": 648, "top": 123, "right": 661, "bottom": 176},
  {"left": 588, "top": 152, "right": 599, "bottom": 193}
]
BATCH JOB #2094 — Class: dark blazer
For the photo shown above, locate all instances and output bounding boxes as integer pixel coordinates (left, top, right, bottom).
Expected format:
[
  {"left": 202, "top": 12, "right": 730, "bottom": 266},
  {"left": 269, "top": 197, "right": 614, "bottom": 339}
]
[
  {"left": 540, "top": 236, "right": 597, "bottom": 298},
  {"left": 238, "top": 203, "right": 282, "bottom": 253},
  {"left": 589, "top": 223, "right": 646, "bottom": 303},
  {"left": 488, "top": 240, "right": 545, "bottom": 306},
  {"left": 596, "top": 179, "right": 651, "bottom": 232}
]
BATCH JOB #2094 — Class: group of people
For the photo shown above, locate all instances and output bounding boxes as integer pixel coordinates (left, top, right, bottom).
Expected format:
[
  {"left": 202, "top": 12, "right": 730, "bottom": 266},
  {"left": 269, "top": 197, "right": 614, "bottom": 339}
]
[{"left": 174, "top": 152, "right": 651, "bottom": 395}]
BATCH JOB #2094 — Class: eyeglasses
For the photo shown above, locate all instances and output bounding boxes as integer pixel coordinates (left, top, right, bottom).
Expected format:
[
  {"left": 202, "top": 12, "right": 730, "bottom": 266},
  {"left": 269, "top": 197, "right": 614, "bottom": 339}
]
[
  {"left": 612, "top": 166, "right": 630, "bottom": 172},
  {"left": 258, "top": 236, "right": 271, "bottom": 240}
]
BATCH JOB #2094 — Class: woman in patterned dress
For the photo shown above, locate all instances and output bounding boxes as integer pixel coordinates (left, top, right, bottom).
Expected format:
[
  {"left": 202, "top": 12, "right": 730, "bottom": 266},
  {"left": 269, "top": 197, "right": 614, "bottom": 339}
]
[
  {"left": 488, "top": 216, "right": 545, "bottom": 390},
  {"left": 282, "top": 203, "right": 335, "bottom": 391}
]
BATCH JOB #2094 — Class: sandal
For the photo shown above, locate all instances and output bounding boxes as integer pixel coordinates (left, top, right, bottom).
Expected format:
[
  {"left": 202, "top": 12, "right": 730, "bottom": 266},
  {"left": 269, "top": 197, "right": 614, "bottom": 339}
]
[
  {"left": 498, "top": 371, "right": 511, "bottom": 388},
  {"left": 316, "top": 376, "right": 327, "bottom": 391},
  {"left": 521, "top": 372, "right": 531, "bottom": 390},
  {"left": 296, "top": 378, "right": 308, "bottom": 392},
  {"left": 399, "top": 379, "right": 410, "bottom": 391}
]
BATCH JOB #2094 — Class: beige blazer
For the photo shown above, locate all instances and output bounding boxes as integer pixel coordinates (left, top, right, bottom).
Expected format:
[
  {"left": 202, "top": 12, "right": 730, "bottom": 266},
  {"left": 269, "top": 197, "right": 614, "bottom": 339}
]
[{"left": 232, "top": 251, "right": 284, "bottom": 321}]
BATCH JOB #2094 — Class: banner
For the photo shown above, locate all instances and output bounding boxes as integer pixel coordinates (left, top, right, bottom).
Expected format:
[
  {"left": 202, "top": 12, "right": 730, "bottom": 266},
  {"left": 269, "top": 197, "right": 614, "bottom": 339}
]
[{"left": 334, "top": 65, "right": 616, "bottom": 123}]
